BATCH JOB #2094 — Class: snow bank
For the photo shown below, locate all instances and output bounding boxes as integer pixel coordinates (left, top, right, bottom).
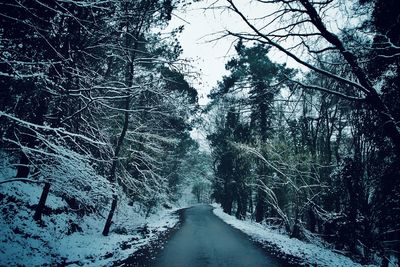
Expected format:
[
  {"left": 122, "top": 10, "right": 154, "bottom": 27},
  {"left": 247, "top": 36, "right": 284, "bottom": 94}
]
[
  {"left": 212, "top": 203, "right": 377, "bottom": 267},
  {"left": 57, "top": 205, "right": 179, "bottom": 267},
  {"left": 0, "top": 154, "right": 180, "bottom": 266}
]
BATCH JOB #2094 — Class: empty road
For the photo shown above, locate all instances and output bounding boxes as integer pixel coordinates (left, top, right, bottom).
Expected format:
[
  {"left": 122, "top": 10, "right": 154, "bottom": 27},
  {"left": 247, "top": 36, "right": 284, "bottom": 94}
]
[{"left": 151, "top": 205, "right": 285, "bottom": 267}]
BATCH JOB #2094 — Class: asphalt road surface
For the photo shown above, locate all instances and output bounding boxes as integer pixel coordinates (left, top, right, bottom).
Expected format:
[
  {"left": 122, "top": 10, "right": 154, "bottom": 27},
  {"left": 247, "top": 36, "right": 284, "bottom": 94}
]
[{"left": 151, "top": 205, "right": 285, "bottom": 267}]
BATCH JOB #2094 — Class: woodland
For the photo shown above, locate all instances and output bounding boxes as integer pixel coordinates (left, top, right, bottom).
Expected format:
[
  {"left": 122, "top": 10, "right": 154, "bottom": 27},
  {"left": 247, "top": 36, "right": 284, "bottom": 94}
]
[{"left": 0, "top": 0, "right": 399, "bottom": 266}]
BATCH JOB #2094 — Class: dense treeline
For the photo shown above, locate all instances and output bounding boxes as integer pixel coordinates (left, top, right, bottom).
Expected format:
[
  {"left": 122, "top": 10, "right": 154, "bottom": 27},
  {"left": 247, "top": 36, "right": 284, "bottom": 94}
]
[
  {"left": 207, "top": 0, "right": 400, "bottom": 265},
  {"left": 0, "top": 0, "right": 199, "bottom": 235}
]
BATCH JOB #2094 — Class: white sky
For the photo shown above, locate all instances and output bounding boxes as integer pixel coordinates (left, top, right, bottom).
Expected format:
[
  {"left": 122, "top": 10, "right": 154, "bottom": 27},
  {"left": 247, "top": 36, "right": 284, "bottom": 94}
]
[{"left": 166, "top": 1, "right": 234, "bottom": 106}]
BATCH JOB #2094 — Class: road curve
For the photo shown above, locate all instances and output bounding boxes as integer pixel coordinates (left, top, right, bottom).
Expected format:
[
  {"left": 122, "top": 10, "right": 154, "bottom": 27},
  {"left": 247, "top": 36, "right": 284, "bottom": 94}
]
[{"left": 151, "top": 204, "right": 285, "bottom": 267}]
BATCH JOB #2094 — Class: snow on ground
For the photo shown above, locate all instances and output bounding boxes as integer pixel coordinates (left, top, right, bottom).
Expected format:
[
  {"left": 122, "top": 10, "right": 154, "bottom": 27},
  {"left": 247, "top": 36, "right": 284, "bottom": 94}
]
[
  {"left": 212, "top": 203, "right": 377, "bottom": 267},
  {"left": 56, "top": 202, "right": 180, "bottom": 267},
  {"left": 0, "top": 154, "right": 180, "bottom": 266},
  {"left": 0, "top": 180, "right": 180, "bottom": 266}
]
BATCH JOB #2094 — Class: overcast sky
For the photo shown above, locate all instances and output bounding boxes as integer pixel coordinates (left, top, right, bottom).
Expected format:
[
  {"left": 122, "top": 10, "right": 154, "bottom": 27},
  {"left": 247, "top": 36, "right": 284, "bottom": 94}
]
[{"left": 166, "top": 1, "right": 248, "bottom": 105}]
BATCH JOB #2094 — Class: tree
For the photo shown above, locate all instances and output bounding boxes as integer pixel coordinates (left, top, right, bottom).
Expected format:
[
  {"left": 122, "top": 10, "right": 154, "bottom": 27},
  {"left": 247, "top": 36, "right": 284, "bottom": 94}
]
[
  {"left": 210, "top": 1, "right": 400, "bottom": 262},
  {"left": 208, "top": 41, "right": 294, "bottom": 222},
  {"left": 192, "top": 182, "right": 208, "bottom": 203},
  {"left": 0, "top": 0, "right": 200, "bottom": 236},
  {"left": 0, "top": 0, "right": 114, "bottom": 221},
  {"left": 224, "top": 0, "right": 400, "bottom": 155}
]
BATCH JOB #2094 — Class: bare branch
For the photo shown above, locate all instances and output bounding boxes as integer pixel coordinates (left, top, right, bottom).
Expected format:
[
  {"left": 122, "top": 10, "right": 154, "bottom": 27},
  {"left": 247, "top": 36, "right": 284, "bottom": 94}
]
[
  {"left": 289, "top": 78, "right": 366, "bottom": 102},
  {"left": 0, "top": 178, "right": 47, "bottom": 185}
]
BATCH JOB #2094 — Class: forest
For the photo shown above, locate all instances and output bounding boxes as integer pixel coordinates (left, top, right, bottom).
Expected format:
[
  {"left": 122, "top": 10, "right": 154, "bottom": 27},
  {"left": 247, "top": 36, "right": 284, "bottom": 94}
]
[{"left": 0, "top": 0, "right": 399, "bottom": 266}]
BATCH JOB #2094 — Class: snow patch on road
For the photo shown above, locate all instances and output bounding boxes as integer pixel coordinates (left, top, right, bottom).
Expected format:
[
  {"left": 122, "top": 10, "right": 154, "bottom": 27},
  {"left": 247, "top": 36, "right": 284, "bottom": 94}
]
[{"left": 212, "top": 203, "right": 377, "bottom": 267}]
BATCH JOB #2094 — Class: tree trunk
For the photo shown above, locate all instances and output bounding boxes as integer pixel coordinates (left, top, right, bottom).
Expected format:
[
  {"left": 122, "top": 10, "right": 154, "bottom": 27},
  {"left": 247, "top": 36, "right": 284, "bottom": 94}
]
[
  {"left": 236, "top": 192, "right": 245, "bottom": 219},
  {"left": 290, "top": 219, "right": 301, "bottom": 239},
  {"left": 102, "top": 195, "right": 118, "bottom": 236},
  {"left": 102, "top": 1, "right": 144, "bottom": 233},
  {"left": 16, "top": 153, "right": 30, "bottom": 178},
  {"left": 381, "top": 256, "right": 389, "bottom": 267},
  {"left": 223, "top": 196, "right": 233, "bottom": 215},
  {"left": 308, "top": 206, "right": 316, "bottom": 233},
  {"left": 102, "top": 101, "right": 129, "bottom": 235},
  {"left": 249, "top": 189, "right": 253, "bottom": 215},
  {"left": 255, "top": 188, "right": 265, "bottom": 223},
  {"left": 33, "top": 182, "right": 51, "bottom": 222}
]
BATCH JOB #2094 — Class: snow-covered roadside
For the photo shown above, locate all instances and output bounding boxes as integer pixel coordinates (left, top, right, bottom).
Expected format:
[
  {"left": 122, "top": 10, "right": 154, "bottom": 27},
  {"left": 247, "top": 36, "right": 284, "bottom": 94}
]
[
  {"left": 0, "top": 165, "right": 180, "bottom": 266},
  {"left": 57, "top": 204, "right": 180, "bottom": 266},
  {"left": 212, "top": 204, "right": 377, "bottom": 267}
]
